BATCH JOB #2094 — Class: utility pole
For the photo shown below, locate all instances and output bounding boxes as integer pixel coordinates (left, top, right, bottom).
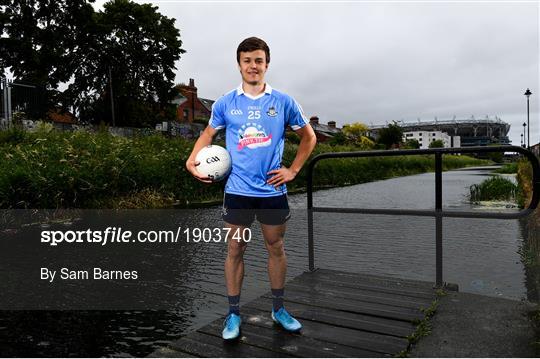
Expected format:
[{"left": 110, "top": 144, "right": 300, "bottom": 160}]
[
  {"left": 1, "top": 76, "right": 8, "bottom": 124},
  {"left": 109, "top": 66, "right": 116, "bottom": 127},
  {"left": 6, "top": 79, "right": 12, "bottom": 125}
]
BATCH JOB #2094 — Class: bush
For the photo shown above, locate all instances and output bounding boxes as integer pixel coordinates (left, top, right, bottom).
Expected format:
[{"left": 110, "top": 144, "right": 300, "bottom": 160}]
[
  {"left": 403, "top": 139, "right": 420, "bottom": 149},
  {"left": 428, "top": 139, "right": 444, "bottom": 148},
  {"left": 517, "top": 159, "right": 533, "bottom": 208},
  {"left": 0, "top": 126, "right": 26, "bottom": 145},
  {"left": 469, "top": 176, "right": 517, "bottom": 203},
  {"left": 285, "top": 131, "right": 301, "bottom": 144},
  {"left": 0, "top": 129, "right": 205, "bottom": 208},
  {"left": 494, "top": 162, "right": 518, "bottom": 174},
  {"left": 328, "top": 132, "right": 348, "bottom": 146},
  {"left": 0, "top": 127, "right": 489, "bottom": 209}
]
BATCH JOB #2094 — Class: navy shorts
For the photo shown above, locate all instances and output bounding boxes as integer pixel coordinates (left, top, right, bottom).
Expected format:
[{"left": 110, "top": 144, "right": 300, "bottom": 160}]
[{"left": 222, "top": 193, "right": 291, "bottom": 226}]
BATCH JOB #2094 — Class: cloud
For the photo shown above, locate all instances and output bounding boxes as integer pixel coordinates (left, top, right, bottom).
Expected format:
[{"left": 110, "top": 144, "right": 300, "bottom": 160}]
[{"left": 87, "top": 1, "right": 540, "bottom": 145}]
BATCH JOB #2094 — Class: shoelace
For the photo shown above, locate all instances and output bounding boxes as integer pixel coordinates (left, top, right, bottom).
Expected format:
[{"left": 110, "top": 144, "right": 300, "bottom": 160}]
[
  {"left": 224, "top": 314, "right": 237, "bottom": 330},
  {"left": 277, "top": 309, "right": 294, "bottom": 324},
  {"left": 224, "top": 315, "right": 232, "bottom": 328},
  {"left": 284, "top": 314, "right": 294, "bottom": 324}
]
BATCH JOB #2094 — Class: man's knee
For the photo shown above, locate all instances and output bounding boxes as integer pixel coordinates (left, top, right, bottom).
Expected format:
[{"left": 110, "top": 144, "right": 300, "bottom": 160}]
[
  {"left": 266, "top": 238, "right": 285, "bottom": 257},
  {"left": 228, "top": 240, "right": 247, "bottom": 259}
]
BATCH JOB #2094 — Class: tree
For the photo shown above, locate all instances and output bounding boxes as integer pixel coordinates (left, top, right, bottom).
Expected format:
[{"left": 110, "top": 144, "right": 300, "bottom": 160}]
[
  {"left": 377, "top": 122, "right": 403, "bottom": 149},
  {"left": 429, "top": 139, "right": 445, "bottom": 148},
  {"left": 1, "top": 0, "right": 96, "bottom": 118},
  {"left": 357, "top": 136, "right": 375, "bottom": 150},
  {"left": 342, "top": 122, "right": 369, "bottom": 138},
  {"left": 1, "top": 0, "right": 94, "bottom": 86},
  {"left": 341, "top": 122, "right": 373, "bottom": 149},
  {"left": 68, "top": 0, "right": 185, "bottom": 126},
  {"left": 404, "top": 138, "right": 420, "bottom": 149},
  {"left": 327, "top": 132, "right": 346, "bottom": 146},
  {"left": 486, "top": 144, "right": 504, "bottom": 163},
  {"left": 2, "top": 0, "right": 185, "bottom": 126}
]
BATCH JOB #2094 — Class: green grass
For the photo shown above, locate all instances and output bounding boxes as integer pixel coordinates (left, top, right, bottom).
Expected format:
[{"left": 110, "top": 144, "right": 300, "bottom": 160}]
[
  {"left": 528, "top": 306, "right": 540, "bottom": 356},
  {"left": 469, "top": 176, "right": 517, "bottom": 203},
  {"left": 397, "top": 292, "right": 443, "bottom": 357},
  {"left": 0, "top": 124, "right": 201, "bottom": 208},
  {"left": 517, "top": 159, "right": 533, "bottom": 208},
  {"left": 0, "top": 126, "right": 489, "bottom": 209},
  {"left": 493, "top": 162, "right": 518, "bottom": 174}
]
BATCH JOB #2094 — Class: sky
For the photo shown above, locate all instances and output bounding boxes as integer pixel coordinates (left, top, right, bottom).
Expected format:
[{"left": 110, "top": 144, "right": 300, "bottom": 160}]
[{"left": 96, "top": 1, "right": 538, "bottom": 145}]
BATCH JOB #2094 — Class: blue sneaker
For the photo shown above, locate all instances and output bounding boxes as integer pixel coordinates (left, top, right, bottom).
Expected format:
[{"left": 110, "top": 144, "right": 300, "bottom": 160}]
[
  {"left": 271, "top": 307, "right": 302, "bottom": 332},
  {"left": 222, "top": 313, "right": 241, "bottom": 340}
]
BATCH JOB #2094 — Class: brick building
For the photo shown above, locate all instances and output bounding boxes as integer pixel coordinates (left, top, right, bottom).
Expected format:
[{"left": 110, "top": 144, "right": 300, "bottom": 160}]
[
  {"left": 309, "top": 116, "right": 341, "bottom": 142},
  {"left": 172, "top": 79, "right": 214, "bottom": 123}
]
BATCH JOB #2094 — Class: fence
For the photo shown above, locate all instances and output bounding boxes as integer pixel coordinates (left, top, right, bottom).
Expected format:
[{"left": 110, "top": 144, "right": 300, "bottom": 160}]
[
  {"left": 0, "top": 77, "right": 46, "bottom": 127},
  {"left": 306, "top": 146, "right": 540, "bottom": 288}
]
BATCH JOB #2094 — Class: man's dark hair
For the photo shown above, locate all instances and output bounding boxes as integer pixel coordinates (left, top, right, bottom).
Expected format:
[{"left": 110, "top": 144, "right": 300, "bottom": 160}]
[{"left": 236, "top": 37, "right": 270, "bottom": 64}]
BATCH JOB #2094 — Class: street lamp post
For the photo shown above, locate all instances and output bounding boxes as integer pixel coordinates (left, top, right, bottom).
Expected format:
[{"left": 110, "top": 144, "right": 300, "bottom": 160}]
[
  {"left": 521, "top": 133, "right": 524, "bottom": 147},
  {"left": 524, "top": 88, "right": 532, "bottom": 150},
  {"left": 523, "top": 122, "right": 527, "bottom": 148}
]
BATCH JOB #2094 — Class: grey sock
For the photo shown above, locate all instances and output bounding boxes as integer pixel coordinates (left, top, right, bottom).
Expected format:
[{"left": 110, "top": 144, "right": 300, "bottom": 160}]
[
  {"left": 271, "top": 288, "right": 284, "bottom": 312},
  {"left": 228, "top": 294, "right": 240, "bottom": 315}
]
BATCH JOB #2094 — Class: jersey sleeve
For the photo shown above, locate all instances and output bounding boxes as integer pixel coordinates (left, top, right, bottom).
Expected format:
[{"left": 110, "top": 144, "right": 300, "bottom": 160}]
[
  {"left": 285, "top": 96, "right": 309, "bottom": 131},
  {"left": 209, "top": 98, "right": 226, "bottom": 130}
]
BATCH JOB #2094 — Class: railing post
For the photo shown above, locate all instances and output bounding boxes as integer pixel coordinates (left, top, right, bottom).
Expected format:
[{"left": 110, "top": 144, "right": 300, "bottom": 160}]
[
  {"left": 1, "top": 77, "right": 6, "bottom": 122},
  {"left": 435, "top": 152, "right": 443, "bottom": 288},
  {"left": 307, "top": 161, "right": 315, "bottom": 272}
]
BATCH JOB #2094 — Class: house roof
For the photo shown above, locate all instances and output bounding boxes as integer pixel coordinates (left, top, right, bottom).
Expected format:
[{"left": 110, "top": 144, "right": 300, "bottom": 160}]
[
  {"left": 311, "top": 122, "right": 341, "bottom": 137},
  {"left": 171, "top": 93, "right": 187, "bottom": 105},
  {"left": 199, "top": 98, "right": 214, "bottom": 112},
  {"left": 170, "top": 92, "right": 214, "bottom": 112}
]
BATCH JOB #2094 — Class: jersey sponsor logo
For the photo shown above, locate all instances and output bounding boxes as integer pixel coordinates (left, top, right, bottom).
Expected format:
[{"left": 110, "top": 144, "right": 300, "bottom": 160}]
[
  {"left": 267, "top": 107, "right": 278, "bottom": 117},
  {"left": 237, "top": 123, "right": 272, "bottom": 150},
  {"left": 230, "top": 109, "right": 243, "bottom": 115}
]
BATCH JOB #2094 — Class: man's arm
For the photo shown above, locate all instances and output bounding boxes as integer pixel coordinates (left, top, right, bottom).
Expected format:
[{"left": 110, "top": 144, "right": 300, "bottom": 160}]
[
  {"left": 267, "top": 124, "right": 317, "bottom": 188},
  {"left": 186, "top": 125, "right": 219, "bottom": 183}
]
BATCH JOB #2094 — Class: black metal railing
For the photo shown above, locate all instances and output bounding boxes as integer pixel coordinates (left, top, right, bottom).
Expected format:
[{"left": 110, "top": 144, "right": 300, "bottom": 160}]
[{"left": 306, "top": 145, "right": 540, "bottom": 288}]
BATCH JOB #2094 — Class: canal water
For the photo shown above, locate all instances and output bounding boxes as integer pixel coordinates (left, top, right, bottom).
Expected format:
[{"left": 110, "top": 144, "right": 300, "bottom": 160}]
[{"left": 0, "top": 166, "right": 534, "bottom": 357}]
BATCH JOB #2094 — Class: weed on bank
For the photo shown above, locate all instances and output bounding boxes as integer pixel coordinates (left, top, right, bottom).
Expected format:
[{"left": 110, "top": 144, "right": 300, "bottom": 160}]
[{"left": 0, "top": 126, "right": 488, "bottom": 209}]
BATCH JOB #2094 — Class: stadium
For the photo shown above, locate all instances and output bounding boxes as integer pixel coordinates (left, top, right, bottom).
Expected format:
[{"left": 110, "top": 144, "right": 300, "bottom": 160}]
[{"left": 369, "top": 116, "right": 511, "bottom": 147}]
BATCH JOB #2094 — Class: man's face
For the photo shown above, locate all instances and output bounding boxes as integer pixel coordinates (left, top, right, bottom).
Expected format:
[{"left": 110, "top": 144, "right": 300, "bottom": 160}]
[{"left": 238, "top": 50, "right": 268, "bottom": 85}]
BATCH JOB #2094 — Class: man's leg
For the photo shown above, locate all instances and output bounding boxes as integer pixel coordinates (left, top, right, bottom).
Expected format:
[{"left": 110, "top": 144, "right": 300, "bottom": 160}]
[
  {"left": 260, "top": 223, "right": 287, "bottom": 292},
  {"left": 224, "top": 222, "right": 249, "bottom": 305},
  {"left": 260, "top": 223, "right": 301, "bottom": 332},
  {"left": 222, "top": 222, "right": 248, "bottom": 340}
]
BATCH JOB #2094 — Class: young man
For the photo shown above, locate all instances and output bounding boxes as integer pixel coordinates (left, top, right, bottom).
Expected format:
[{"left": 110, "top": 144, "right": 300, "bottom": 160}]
[{"left": 186, "top": 37, "right": 317, "bottom": 340}]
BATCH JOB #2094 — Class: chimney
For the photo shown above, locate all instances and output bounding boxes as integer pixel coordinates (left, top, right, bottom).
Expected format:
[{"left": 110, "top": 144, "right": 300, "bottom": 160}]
[
  {"left": 328, "top": 121, "right": 336, "bottom": 129},
  {"left": 310, "top": 116, "right": 319, "bottom": 125},
  {"left": 189, "top": 78, "right": 195, "bottom": 87}
]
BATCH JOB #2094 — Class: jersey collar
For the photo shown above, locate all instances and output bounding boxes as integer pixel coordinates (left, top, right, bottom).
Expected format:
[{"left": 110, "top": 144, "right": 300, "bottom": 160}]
[{"left": 236, "top": 83, "right": 273, "bottom": 100}]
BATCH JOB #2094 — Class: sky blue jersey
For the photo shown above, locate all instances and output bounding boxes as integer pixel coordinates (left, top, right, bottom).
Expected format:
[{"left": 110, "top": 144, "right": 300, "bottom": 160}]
[{"left": 209, "top": 84, "right": 309, "bottom": 197}]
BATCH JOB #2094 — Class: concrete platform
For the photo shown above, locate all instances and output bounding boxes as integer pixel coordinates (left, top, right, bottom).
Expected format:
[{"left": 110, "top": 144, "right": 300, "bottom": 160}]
[{"left": 410, "top": 290, "right": 537, "bottom": 357}]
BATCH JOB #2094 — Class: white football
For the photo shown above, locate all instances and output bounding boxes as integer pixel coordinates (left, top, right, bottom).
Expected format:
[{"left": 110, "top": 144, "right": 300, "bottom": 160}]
[{"left": 195, "top": 145, "right": 232, "bottom": 182}]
